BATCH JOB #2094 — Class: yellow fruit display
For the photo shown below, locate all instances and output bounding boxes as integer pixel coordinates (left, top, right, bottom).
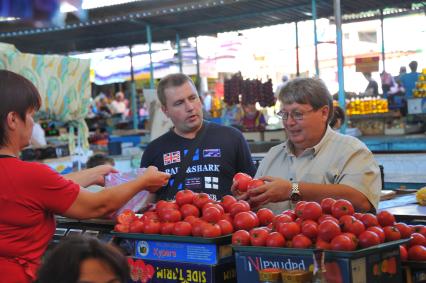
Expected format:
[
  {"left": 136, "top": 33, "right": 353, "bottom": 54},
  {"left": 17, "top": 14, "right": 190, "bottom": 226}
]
[{"left": 416, "top": 187, "right": 426, "bottom": 206}]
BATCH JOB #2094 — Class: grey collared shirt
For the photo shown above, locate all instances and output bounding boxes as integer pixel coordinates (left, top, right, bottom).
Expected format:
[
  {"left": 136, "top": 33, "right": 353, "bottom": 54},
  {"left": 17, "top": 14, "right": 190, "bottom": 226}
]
[{"left": 256, "top": 126, "right": 381, "bottom": 213}]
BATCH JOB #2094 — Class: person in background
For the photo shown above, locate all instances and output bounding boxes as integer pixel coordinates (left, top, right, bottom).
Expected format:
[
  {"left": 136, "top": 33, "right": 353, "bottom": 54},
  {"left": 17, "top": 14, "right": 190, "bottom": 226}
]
[
  {"left": 221, "top": 102, "right": 243, "bottom": 129},
  {"left": 400, "top": 60, "right": 420, "bottom": 98},
  {"left": 394, "top": 66, "right": 407, "bottom": 86},
  {"left": 363, "top": 72, "right": 379, "bottom": 96},
  {"left": 0, "top": 70, "right": 170, "bottom": 283},
  {"left": 274, "top": 75, "right": 289, "bottom": 98},
  {"left": 329, "top": 105, "right": 345, "bottom": 130},
  {"left": 241, "top": 103, "right": 266, "bottom": 131},
  {"left": 233, "top": 77, "right": 381, "bottom": 213},
  {"left": 140, "top": 73, "right": 256, "bottom": 202},
  {"left": 31, "top": 117, "right": 47, "bottom": 148},
  {"left": 86, "top": 153, "right": 115, "bottom": 169},
  {"left": 110, "top": 92, "right": 128, "bottom": 116},
  {"left": 37, "top": 235, "right": 129, "bottom": 283}
]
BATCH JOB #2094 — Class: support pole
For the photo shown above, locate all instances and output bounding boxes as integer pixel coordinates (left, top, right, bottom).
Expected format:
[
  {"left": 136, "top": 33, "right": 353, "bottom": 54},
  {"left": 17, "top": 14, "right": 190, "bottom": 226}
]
[
  {"left": 334, "top": 0, "right": 346, "bottom": 133},
  {"left": 295, "top": 22, "right": 300, "bottom": 77},
  {"left": 146, "top": 24, "right": 154, "bottom": 89},
  {"left": 312, "top": 0, "right": 319, "bottom": 77},
  {"left": 380, "top": 9, "right": 386, "bottom": 71},
  {"left": 195, "top": 37, "right": 201, "bottom": 93},
  {"left": 176, "top": 33, "right": 183, "bottom": 73},
  {"left": 129, "top": 45, "right": 138, "bottom": 129}
]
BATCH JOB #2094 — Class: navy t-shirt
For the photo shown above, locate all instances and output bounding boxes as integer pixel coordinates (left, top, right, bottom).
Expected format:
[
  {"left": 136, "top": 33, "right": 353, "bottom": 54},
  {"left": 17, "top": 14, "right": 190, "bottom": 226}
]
[{"left": 140, "top": 121, "right": 256, "bottom": 201}]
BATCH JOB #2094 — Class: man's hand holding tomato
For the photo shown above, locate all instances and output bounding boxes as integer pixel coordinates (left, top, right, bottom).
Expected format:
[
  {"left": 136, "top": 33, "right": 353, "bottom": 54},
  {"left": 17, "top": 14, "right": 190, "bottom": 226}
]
[{"left": 247, "top": 176, "right": 292, "bottom": 208}]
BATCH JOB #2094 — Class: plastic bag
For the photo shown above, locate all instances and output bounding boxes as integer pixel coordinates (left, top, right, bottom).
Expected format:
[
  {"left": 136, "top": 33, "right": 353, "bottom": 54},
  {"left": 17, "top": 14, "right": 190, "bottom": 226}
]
[{"left": 105, "top": 168, "right": 155, "bottom": 217}]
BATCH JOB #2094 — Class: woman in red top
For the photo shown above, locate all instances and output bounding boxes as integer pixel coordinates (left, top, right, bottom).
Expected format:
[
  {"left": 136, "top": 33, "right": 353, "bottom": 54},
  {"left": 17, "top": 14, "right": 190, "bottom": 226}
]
[{"left": 0, "top": 70, "right": 170, "bottom": 283}]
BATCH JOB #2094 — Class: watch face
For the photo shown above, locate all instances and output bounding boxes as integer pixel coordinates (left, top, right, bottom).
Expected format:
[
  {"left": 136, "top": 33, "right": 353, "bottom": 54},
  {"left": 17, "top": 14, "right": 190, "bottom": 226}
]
[{"left": 290, "top": 193, "right": 302, "bottom": 202}]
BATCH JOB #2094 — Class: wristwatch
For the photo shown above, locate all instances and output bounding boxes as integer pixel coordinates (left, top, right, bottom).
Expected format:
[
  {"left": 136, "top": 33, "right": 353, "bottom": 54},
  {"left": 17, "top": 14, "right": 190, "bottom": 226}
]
[{"left": 289, "top": 182, "right": 302, "bottom": 203}]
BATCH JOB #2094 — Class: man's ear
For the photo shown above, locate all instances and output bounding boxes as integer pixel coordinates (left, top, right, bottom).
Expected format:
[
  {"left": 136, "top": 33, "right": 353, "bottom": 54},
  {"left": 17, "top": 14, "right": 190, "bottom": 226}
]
[
  {"left": 6, "top": 112, "right": 18, "bottom": 130},
  {"left": 161, "top": 104, "right": 169, "bottom": 118}
]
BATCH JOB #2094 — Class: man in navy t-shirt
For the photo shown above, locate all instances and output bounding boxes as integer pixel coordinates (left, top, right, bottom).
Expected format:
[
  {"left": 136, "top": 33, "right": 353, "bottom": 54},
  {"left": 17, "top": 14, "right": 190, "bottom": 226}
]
[{"left": 140, "top": 73, "right": 256, "bottom": 201}]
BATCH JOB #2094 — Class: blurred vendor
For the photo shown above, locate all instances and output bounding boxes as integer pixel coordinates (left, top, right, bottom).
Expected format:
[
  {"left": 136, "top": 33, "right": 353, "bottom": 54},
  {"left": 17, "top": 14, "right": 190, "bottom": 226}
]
[
  {"left": 241, "top": 103, "right": 266, "bottom": 131},
  {"left": 30, "top": 120, "right": 47, "bottom": 148}
]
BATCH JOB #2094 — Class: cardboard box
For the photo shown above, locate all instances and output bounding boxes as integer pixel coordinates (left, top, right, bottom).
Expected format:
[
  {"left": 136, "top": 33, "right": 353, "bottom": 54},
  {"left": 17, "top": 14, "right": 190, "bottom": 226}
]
[
  {"left": 233, "top": 239, "right": 407, "bottom": 283},
  {"left": 127, "top": 257, "right": 236, "bottom": 283}
]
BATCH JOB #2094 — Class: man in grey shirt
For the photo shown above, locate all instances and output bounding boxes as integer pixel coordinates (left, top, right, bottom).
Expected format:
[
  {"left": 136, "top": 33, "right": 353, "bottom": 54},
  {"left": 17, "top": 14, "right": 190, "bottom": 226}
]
[{"left": 234, "top": 77, "right": 380, "bottom": 213}]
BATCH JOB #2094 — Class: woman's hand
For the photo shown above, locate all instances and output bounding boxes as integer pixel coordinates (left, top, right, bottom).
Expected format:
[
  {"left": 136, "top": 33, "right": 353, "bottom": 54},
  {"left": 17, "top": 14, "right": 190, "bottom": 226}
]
[
  {"left": 247, "top": 176, "right": 291, "bottom": 208},
  {"left": 140, "top": 166, "right": 171, "bottom": 193}
]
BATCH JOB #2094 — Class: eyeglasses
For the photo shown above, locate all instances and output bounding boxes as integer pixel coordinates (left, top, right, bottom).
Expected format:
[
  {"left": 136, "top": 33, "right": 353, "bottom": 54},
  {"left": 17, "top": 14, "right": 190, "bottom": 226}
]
[{"left": 276, "top": 109, "right": 315, "bottom": 121}]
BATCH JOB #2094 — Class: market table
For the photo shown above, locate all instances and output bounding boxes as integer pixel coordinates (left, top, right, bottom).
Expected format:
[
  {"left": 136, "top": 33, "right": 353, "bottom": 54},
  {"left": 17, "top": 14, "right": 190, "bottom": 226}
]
[{"left": 381, "top": 204, "right": 426, "bottom": 222}]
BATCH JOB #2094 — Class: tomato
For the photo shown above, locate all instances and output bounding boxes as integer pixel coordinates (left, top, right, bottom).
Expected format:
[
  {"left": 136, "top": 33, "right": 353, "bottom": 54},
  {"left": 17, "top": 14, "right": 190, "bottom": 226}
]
[
  {"left": 233, "top": 211, "right": 258, "bottom": 231},
  {"left": 339, "top": 215, "right": 356, "bottom": 227},
  {"left": 343, "top": 219, "right": 365, "bottom": 236},
  {"left": 247, "top": 179, "right": 265, "bottom": 191},
  {"left": 266, "top": 232, "right": 286, "bottom": 247},
  {"left": 140, "top": 211, "right": 159, "bottom": 222},
  {"left": 367, "top": 226, "right": 385, "bottom": 243},
  {"left": 229, "top": 200, "right": 250, "bottom": 217},
  {"left": 318, "top": 220, "right": 341, "bottom": 242},
  {"left": 400, "top": 245, "right": 408, "bottom": 261},
  {"left": 358, "top": 230, "right": 381, "bottom": 248},
  {"left": 221, "top": 213, "right": 233, "bottom": 223},
  {"left": 217, "top": 219, "right": 234, "bottom": 235},
  {"left": 330, "top": 234, "right": 356, "bottom": 251},
  {"left": 353, "top": 212, "right": 364, "bottom": 220},
  {"left": 318, "top": 214, "right": 339, "bottom": 224},
  {"left": 294, "top": 201, "right": 306, "bottom": 218},
  {"left": 202, "top": 206, "right": 223, "bottom": 223},
  {"left": 175, "top": 189, "right": 195, "bottom": 206},
  {"left": 173, "top": 221, "right": 192, "bottom": 236},
  {"left": 292, "top": 234, "right": 312, "bottom": 249},
  {"left": 191, "top": 219, "right": 207, "bottom": 237},
  {"left": 193, "top": 193, "right": 213, "bottom": 209},
  {"left": 117, "top": 209, "right": 136, "bottom": 225},
  {"left": 203, "top": 202, "right": 225, "bottom": 215},
  {"left": 273, "top": 214, "right": 293, "bottom": 227},
  {"left": 143, "top": 219, "right": 161, "bottom": 234},
  {"left": 129, "top": 220, "right": 144, "bottom": 233},
  {"left": 301, "top": 220, "right": 318, "bottom": 239},
  {"left": 180, "top": 204, "right": 200, "bottom": 218},
  {"left": 202, "top": 223, "right": 222, "bottom": 238},
  {"left": 278, "top": 222, "right": 301, "bottom": 241},
  {"left": 301, "top": 202, "right": 322, "bottom": 221},
  {"left": 341, "top": 232, "right": 359, "bottom": 250},
  {"left": 360, "top": 213, "right": 379, "bottom": 228},
  {"left": 282, "top": 209, "right": 297, "bottom": 221},
  {"left": 411, "top": 225, "right": 426, "bottom": 238},
  {"left": 256, "top": 208, "right": 274, "bottom": 226},
  {"left": 183, "top": 215, "right": 198, "bottom": 225},
  {"left": 249, "top": 227, "right": 269, "bottom": 246},
  {"left": 316, "top": 238, "right": 331, "bottom": 250},
  {"left": 395, "top": 222, "right": 412, "bottom": 239},
  {"left": 383, "top": 226, "right": 401, "bottom": 242},
  {"left": 156, "top": 201, "right": 179, "bottom": 211},
  {"left": 408, "top": 245, "right": 426, "bottom": 261},
  {"left": 233, "top": 172, "right": 253, "bottom": 192},
  {"left": 232, "top": 230, "right": 251, "bottom": 246},
  {"left": 220, "top": 195, "right": 237, "bottom": 213},
  {"left": 376, "top": 210, "right": 395, "bottom": 227},
  {"left": 409, "top": 233, "right": 426, "bottom": 247},
  {"left": 320, "top": 198, "right": 336, "bottom": 214},
  {"left": 114, "top": 223, "right": 130, "bottom": 233},
  {"left": 159, "top": 208, "right": 182, "bottom": 223},
  {"left": 331, "top": 199, "right": 354, "bottom": 219},
  {"left": 160, "top": 222, "right": 175, "bottom": 235}
]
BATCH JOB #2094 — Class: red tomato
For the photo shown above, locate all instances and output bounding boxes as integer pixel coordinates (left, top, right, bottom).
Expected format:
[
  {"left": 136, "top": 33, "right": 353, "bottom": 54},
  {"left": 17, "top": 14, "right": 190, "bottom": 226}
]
[
  {"left": 233, "top": 172, "right": 253, "bottom": 192},
  {"left": 160, "top": 222, "right": 175, "bottom": 235},
  {"left": 183, "top": 215, "right": 198, "bottom": 225},
  {"left": 203, "top": 203, "right": 225, "bottom": 215},
  {"left": 247, "top": 179, "right": 265, "bottom": 191},
  {"left": 140, "top": 211, "right": 159, "bottom": 222},
  {"left": 229, "top": 201, "right": 251, "bottom": 217},
  {"left": 331, "top": 234, "right": 356, "bottom": 251},
  {"left": 395, "top": 222, "right": 412, "bottom": 239},
  {"left": 159, "top": 208, "right": 182, "bottom": 223},
  {"left": 331, "top": 199, "right": 354, "bottom": 219},
  {"left": 343, "top": 219, "right": 365, "bottom": 236},
  {"left": 318, "top": 220, "right": 341, "bottom": 242},
  {"left": 191, "top": 219, "right": 207, "bottom": 237},
  {"left": 274, "top": 214, "right": 295, "bottom": 232},
  {"left": 341, "top": 232, "right": 359, "bottom": 250},
  {"left": 278, "top": 222, "right": 301, "bottom": 241},
  {"left": 129, "top": 220, "right": 144, "bottom": 233},
  {"left": 301, "top": 220, "right": 318, "bottom": 239},
  {"left": 233, "top": 211, "right": 258, "bottom": 231},
  {"left": 193, "top": 193, "right": 213, "bottom": 209},
  {"left": 202, "top": 223, "right": 222, "bottom": 238},
  {"left": 294, "top": 201, "right": 306, "bottom": 218},
  {"left": 249, "top": 228, "right": 269, "bottom": 246},
  {"left": 217, "top": 219, "right": 234, "bottom": 235},
  {"left": 156, "top": 201, "right": 179, "bottom": 211},
  {"left": 292, "top": 234, "right": 312, "bottom": 249},
  {"left": 220, "top": 195, "right": 237, "bottom": 213},
  {"left": 400, "top": 245, "right": 408, "bottom": 261},
  {"left": 175, "top": 189, "right": 195, "bottom": 206},
  {"left": 180, "top": 204, "right": 200, "bottom": 218},
  {"left": 232, "top": 230, "right": 251, "bottom": 246},
  {"left": 367, "top": 226, "right": 386, "bottom": 243},
  {"left": 409, "top": 233, "right": 426, "bottom": 247},
  {"left": 256, "top": 208, "right": 274, "bottom": 226},
  {"left": 221, "top": 213, "right": 233, "bottom": 223},
  {"left": 173, "top": 221, "right": 192, "bottom": 236},
  {"left": 411, "top": 225, "right": 426, "bottom": 238},
  {"left": 377, "top": 210, "right": 396, "bottom": 227},
  {"left": 282, "top": 209, "right": 297, "bottom": 221},
  {"left": 114, "top": 223, "right": 130, "bottom": 233},
  {"left": 353, "top": 212, "right": 364, "bottom": 220},
  {"left": 316, "top": 238, "right": 331, "bottom": 250},
  {"left": 266, "top": 232, "right": 286, "bottom": 247},
  {"left": 408, "top": 245, "right": 426, "bottom": 261},
  {"left": 301, "top": 202, "right": 322, "bottom": 221},
  {"left": 358, "top": 230, "right": 381, "bottom": 248},
  {"left": 202, "top": 206, "right": 223, "bottom": 223},
  {"left": 360, "top": 213, "right": 379, "bottom": 228},
  {"left": 320, "top": 198, "right": 336, "bottom": 214},
  {"left": 116, "top": 209, "right": 136, "bottom": 225},
  {"left": 318, "top": 214, "right": 339, "bottom": 224},
  {"left": 383, "top": 226, "right": 401, "bottom": 242},
  {"left": 143, "top": 219, "right": 161, "bottom": 234},
  {"left": 339, "top": 215, "right": 356, "bottom": 227}
]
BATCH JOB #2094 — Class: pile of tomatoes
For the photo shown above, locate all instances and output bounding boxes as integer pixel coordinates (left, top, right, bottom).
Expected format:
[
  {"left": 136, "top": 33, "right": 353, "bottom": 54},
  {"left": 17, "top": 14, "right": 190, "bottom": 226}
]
[{"left": 114, "top": 188, "right": 426, "bottom": 261}]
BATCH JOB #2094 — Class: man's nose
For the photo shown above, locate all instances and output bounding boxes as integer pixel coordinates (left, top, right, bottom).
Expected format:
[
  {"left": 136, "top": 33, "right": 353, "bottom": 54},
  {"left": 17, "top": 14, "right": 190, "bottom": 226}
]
[{"left": 184, "top": 100, "right": 194, "bottom": 111}]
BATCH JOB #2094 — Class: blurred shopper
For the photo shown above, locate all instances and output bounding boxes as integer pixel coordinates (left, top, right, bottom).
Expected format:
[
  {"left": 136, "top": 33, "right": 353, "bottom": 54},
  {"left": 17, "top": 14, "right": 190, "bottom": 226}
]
[
  {"left": 221, "top": 102, "right": 243, "bottom": 129},
  {"left": 233, "top": 77, "right": 381, "bottom": 213},
  {"left": 140, "top": 73, "right": 256, "bottom": 202},
  {"left": 241, "top": 103, "right": 266, "bottom": 131},
  {"left": 401, "top": 61, "right": 420, "bottom": 98},
  {"left": 274, "top": 75, "right": 289, "bottom": 97},
  {"left": 329, "top": 105, "right": 346, "bottom": 130},
  {"left": 363, "top": 72, "right": 379, "bottom": 96},
  {"left": 86, "top": 153, "right": 115, "bottom": 169},
  {"left": 0, "top": 70, "right": 170, "bottom": 283},
  {"left": 110, "top": 92, "right": 128, "bottom": 116},
  {"left": 37, "top": 235, "right": 129, "bottom": 283}
]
